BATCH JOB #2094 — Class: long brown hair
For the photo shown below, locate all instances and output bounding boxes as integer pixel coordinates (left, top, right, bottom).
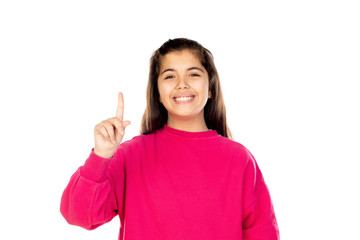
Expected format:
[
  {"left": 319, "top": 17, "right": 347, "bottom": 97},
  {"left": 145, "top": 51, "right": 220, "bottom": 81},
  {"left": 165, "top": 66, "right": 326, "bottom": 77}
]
[{"left": 140, "top": 38, "right": 232, "bottom": 139}]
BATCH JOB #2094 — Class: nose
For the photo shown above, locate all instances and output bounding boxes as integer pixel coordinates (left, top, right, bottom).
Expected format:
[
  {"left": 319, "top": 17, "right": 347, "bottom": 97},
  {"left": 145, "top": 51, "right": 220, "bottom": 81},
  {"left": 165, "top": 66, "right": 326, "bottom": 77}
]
[{"left": 175, "top": 76, "right": 190, "bottom": 90}]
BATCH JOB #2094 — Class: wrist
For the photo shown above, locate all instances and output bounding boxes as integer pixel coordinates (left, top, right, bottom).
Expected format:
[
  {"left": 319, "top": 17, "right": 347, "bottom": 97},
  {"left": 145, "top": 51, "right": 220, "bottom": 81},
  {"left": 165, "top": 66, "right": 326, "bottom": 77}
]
[{"left": 93, "top": 148, "right": 113, "bottom": 159}]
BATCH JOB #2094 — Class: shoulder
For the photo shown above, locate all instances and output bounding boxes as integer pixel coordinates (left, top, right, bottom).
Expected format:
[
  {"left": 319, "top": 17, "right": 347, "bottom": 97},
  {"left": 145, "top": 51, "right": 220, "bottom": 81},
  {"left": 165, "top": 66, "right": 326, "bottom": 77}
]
[
  {"left": 110, "top": 133, "right": 155, "bottom": 168},
  {"left": 218, "top": 136, "right": 251, "bottom": 154},
  {"left": 216, "top": 136, "right": 255, "bottom": 164},
  {"left": 114, "top": 132, "right": 156, "bottom": 155}
]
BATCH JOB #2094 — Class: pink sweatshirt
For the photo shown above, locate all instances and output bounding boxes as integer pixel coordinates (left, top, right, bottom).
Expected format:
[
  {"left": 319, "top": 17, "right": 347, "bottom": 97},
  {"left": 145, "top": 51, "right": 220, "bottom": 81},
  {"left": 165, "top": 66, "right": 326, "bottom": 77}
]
[{"left": 60, "top": 124, "right": 279, "bottom": 240}]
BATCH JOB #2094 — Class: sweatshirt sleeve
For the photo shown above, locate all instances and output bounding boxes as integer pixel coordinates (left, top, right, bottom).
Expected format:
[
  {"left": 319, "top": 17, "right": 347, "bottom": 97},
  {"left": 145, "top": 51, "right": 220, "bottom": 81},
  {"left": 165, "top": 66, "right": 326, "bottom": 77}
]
[
  {"left": 241, "top": 149, "right": 280, "bottom": 240},
  {"left": 60, "top": 147, "right": 125, "bottom": 230}
]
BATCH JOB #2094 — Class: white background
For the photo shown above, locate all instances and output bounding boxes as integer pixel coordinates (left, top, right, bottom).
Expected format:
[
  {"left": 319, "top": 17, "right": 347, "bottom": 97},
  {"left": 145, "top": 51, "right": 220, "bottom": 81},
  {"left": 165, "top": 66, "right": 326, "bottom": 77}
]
[{"left": 1, "top": 0, "right": 359, "bottom": 239}]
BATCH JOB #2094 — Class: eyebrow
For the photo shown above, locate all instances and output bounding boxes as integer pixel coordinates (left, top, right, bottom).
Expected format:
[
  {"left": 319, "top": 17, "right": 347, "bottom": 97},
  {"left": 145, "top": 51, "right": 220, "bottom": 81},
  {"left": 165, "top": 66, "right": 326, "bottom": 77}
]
[{"left": 160, "top": 67, "right": 204, "bottom": 76}]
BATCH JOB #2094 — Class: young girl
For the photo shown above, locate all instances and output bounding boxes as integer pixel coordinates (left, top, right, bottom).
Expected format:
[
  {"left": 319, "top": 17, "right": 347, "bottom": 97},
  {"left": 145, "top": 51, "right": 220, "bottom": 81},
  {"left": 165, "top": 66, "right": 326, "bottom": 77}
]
[{"left": 60, "top": 38, "right": 279, "bottom": 240}]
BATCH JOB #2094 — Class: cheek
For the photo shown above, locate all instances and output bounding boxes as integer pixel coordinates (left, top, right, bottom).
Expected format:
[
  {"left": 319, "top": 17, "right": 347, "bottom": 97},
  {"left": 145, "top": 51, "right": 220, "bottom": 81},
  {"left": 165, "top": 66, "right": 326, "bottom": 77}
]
[
  {"left": 157, "top": 83, "right": 168, "bottom": 103},
  {"left": 157, "top": 80, "right": 164, "bottom": 102},
  {"left": 158, "top": 88, "right": 163, "bottom": 103},
  {"left": 158, "top": 82, "right": 172, "bottom": 98},
  {"left": 196, "top": 80, "right": 210, "bottom": 96}
]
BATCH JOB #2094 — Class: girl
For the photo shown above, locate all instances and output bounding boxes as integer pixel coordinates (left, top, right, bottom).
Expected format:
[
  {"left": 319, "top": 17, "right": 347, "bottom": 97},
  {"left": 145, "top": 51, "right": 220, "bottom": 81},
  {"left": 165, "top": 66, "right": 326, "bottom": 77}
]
[{"left": 60, "top": 38, "right": 279, "bottom": 240}]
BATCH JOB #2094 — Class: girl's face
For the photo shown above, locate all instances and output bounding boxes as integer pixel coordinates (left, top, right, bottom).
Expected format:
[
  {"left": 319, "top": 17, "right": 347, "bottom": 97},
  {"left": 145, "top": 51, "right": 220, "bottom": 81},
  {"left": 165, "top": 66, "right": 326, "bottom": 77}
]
[{"left": 157, "top": 50, "right": 211, "bottom": 124}]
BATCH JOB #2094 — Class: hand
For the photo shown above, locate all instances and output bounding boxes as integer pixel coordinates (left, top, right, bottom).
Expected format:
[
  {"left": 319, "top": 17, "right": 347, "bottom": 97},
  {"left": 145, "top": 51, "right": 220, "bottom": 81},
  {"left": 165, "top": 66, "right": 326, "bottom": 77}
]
[{"left": 93, "top": 92, "right": 131, "bottom": 158}]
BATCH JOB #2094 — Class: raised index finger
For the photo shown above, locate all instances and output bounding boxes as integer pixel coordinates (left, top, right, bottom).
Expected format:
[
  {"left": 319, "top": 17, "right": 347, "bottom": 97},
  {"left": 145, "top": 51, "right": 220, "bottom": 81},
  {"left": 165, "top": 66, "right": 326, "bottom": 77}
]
[{"left": 116, "top": 92, "right": 124, "bottom": 121}]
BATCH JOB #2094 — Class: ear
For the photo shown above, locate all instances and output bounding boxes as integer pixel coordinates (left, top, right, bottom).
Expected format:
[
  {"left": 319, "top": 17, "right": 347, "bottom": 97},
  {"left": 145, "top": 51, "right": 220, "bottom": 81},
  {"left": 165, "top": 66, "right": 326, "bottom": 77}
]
[{"left": 208, "top": 90, "right": 212, "bottom": 99}]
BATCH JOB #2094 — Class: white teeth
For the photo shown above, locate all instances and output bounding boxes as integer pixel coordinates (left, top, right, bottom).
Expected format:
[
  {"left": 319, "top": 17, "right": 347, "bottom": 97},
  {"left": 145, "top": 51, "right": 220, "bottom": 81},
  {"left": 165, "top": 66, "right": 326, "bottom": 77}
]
[{"left": 174, "top": 96, "right": 194, "bottom": 102}]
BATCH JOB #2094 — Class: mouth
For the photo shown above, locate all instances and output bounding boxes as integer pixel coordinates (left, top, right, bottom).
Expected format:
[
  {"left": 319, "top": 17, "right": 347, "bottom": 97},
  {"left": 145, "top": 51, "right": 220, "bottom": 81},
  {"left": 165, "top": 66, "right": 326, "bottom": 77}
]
[{"left": 173, "top": 95, "right": 195, "bottom": 103}]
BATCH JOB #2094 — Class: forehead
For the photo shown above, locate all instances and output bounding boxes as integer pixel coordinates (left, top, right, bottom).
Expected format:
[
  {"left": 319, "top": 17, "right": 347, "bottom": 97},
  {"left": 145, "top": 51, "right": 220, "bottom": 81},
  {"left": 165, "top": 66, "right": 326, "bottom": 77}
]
[{"left": 160, "top": 50, "right": 203, "bottom": 69}]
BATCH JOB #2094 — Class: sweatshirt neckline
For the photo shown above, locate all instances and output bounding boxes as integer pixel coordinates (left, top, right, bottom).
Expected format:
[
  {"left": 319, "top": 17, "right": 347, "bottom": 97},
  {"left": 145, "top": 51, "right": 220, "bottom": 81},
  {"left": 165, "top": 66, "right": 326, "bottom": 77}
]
[{"left": 160, "top": 124, "right": 219, "bottom": 139}]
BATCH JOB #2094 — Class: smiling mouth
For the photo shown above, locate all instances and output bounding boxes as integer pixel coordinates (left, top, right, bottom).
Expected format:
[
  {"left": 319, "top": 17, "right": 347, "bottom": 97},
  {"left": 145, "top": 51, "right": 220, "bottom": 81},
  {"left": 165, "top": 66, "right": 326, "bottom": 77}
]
[{"left": 173, "top": 95, "right": 195, "bottom": 102}]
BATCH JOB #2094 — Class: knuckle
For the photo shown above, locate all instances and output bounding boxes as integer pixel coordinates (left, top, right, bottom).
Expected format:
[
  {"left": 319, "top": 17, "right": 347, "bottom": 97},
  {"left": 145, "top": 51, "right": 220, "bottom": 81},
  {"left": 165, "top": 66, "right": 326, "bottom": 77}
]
[{"left": 104, "top": 122, "right": 113, "bottom": 128}]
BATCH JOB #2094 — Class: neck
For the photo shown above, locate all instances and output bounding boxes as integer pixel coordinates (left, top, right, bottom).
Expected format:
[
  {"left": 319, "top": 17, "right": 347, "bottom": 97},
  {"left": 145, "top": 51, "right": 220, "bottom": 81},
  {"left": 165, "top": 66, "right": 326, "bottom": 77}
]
[{"left": 167, "top": 114, "right": 209, "bottom": 132}]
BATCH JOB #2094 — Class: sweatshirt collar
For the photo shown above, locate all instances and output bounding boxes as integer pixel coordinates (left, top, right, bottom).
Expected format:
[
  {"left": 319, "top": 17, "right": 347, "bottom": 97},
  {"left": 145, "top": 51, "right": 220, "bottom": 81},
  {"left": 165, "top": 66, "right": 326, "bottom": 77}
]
[{"left": 160, "top": 124, "right": 219, "bottom": 139}]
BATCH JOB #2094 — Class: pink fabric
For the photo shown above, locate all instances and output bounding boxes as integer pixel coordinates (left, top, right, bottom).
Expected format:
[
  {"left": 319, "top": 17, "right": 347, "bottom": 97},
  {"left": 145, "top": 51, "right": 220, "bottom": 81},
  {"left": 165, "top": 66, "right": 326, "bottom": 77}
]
[{"left": 60, "top": 124, "right": 279, "bottom": 239}]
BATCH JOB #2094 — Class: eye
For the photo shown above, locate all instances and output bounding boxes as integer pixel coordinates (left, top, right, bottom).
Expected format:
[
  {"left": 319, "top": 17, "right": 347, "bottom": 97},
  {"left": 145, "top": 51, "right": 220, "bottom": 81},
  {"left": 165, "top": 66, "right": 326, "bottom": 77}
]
[
  {"left": 190, "top": 73, "right": 200, "bottom": 77},
  {"left": 165, "top": 75, "right": 175, "bottom": 79}
]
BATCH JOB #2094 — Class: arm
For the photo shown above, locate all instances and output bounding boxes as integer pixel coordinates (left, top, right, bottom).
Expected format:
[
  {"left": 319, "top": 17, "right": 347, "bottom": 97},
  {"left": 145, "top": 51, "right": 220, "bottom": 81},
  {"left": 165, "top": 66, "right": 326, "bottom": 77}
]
[
  {"left": 60, "top": 148, "right": 125, "bottom": 230},
  {"left": 242, "top": 149, "right": 280, "bottom": 240}
]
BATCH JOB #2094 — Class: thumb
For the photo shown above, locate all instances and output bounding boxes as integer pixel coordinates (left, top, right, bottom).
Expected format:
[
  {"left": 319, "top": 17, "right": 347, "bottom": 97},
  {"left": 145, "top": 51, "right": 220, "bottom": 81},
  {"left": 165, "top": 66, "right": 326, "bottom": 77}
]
[{"left": 123, "top": 120, "right": 131, "bottom": 128}]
